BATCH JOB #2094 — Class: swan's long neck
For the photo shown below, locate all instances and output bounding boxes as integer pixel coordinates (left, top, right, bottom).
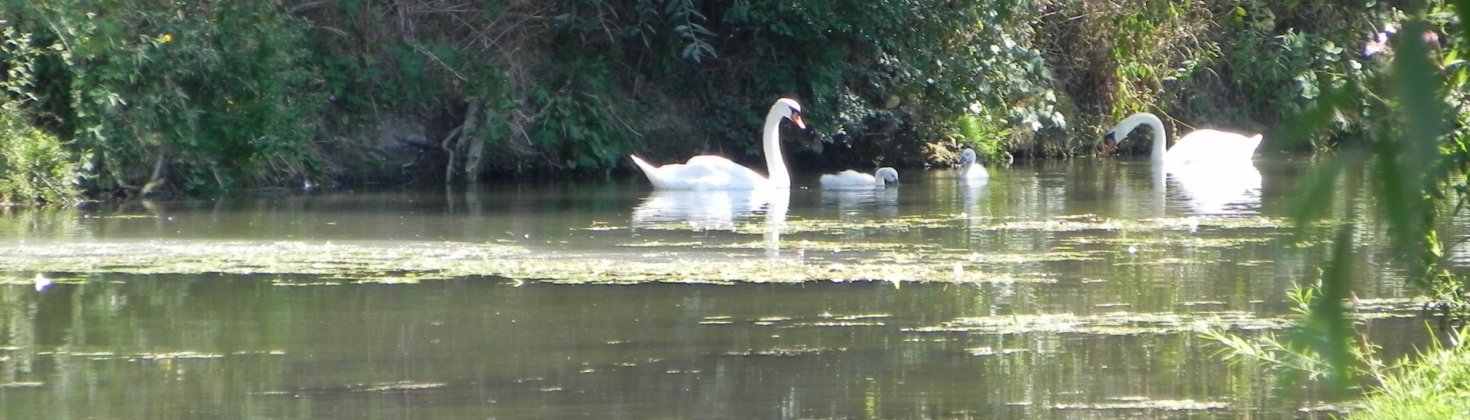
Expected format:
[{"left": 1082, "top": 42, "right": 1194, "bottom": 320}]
[
  {"left": 1138, "top": 113, "right": 1168, "bottom": 164},
  {"left": 762, "top": 110, "right": 790, "bottom": 188}
]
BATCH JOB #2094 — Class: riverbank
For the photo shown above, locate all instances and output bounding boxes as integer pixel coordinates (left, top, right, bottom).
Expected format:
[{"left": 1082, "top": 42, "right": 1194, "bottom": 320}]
[{"left": 0, "top": 1, "right": 1437, "bottom": 201}]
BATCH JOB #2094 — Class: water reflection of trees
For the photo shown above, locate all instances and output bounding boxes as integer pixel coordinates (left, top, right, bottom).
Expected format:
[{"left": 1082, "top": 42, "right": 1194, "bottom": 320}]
[
  {"left": 1, "top": 275, "right": 291, "bottom": 417},
  {"left": 0, "top": 157, "right": 1450, "bottom": 417}
]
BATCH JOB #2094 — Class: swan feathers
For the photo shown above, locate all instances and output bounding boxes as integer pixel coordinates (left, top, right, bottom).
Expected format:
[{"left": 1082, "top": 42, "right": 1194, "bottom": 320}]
[{"left": 821, "top": 167, "right": 899, "bottom": 189}]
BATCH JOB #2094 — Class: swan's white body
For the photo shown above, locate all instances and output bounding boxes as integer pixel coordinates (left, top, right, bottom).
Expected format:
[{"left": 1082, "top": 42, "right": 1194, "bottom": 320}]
[
  {"left": 821, "top": 167, "right": 899, "bottom": 189},
  {"left": 959, "top": 148, "right": 990, "bottom": 183},
  {"left": 630, "top": 98, "right": 804, "bottom": 190},
  {"left": 1104, "top": 113, "right": 1262, "bottom": 169}
]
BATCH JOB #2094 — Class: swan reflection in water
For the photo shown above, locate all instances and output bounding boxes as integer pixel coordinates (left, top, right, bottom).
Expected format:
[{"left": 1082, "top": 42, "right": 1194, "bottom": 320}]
[
  {"left": 959, "top": 174, "right": 990, "bottom": 216},
  {"left": 630, "top": 188, "right": 790, "bottom": 256},
  {"left": 958, "top": 172, "right": 998, "bottom": 250},
  {"left": 1165, "top": 161, "right": 1263, "bottom": 215},
  {"left": 820, "top": 187, "right": 899, "bottom": 221}
]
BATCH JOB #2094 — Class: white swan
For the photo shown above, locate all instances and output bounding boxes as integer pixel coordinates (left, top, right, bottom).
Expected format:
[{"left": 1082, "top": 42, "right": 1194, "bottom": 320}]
[
  {"left": 820, "top": 167, "right": 899, "bottom": 189},
  {"left": 959, "top": 148, "right": 990, "bottom": 183},
  {"left": 1103, "top": 112, "right": 1262, "bottom": 168},
  {"left": 630, "top": 98, "right": 804, "bottom": 190}
]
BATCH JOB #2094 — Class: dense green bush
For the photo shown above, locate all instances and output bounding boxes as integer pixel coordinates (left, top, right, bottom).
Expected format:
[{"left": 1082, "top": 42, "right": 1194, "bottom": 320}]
[
  {"left": 294, "top": 0, "right": 1067, "bottom": 175},
  {"left": 0, "top": 105, "right": 77, "bottom": 204},
  {"left": 1213, "top": 0, "right": 1393, "bottom": 150},
  {"left": 3, "top": 0, "right": 321, "bottom": 195},
  {"left": 1038, "top": 0, "right": 1412, "bottom": 156},
  {"left": 629, "top": 0, "right": 1067, "bottom": 166},
  {"left": 1, "top": 27, "right": 78, "bottom": 204}
]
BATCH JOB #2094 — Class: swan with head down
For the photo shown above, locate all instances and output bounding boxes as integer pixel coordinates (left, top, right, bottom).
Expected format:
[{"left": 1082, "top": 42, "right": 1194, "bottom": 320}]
[
  {"left": 630, "top": 98, "right": 804, "bottom": 190},
  {"left": 1103, "top": 112, "right": 1261, "bottom": 169},
  {"left": 821, "top": 167, "right": 899, "bottom": 189},
  {"left": 959, "top": 148, "right": 990, "bottom": 183}
]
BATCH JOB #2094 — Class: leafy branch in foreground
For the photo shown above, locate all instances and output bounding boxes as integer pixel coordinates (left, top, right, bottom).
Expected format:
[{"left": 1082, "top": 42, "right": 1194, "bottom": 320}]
[
  {"left": 1204, "top": 0, "right": 1470, "bottom": 402},
  {"left": 1201, "top": 281, "right": 1386, "bottom": 386}
]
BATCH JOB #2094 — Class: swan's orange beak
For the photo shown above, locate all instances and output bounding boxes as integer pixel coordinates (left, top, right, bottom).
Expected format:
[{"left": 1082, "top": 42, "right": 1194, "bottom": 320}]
[
  {"left": 1102, "top": 132, "right": 1117, "bottom": 154},
  {"left": 791, "top": 113, "right": 806, "bottom": 130}
]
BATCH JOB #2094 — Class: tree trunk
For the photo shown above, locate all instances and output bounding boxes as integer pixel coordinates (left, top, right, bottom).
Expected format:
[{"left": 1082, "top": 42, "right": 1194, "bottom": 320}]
[{"left": 462, "top": 100, "right": 486, "bottom": 183}]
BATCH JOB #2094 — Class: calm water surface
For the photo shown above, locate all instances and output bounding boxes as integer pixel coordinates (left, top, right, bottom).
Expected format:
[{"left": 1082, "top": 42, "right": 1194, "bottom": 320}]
[{"left": 0, "top": 156, "right": 1440, "bottom": 418}]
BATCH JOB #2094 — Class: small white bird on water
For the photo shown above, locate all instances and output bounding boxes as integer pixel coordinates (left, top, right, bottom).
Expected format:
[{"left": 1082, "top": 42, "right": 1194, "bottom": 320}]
[
  {"left": 820, "top": 167, "right": 899, "bottom": 189},
  {"left": 959, "top": 148, "right": 990, "bottom": 184}
]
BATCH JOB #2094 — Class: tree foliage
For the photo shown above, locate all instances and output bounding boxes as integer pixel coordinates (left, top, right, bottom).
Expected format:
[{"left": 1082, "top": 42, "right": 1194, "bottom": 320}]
[
  {"left": 2, "top": 0, "right": 321, "bottom": 196},
  {"left": 0, "top": 0, "right": 1464, "bottom": 197}
]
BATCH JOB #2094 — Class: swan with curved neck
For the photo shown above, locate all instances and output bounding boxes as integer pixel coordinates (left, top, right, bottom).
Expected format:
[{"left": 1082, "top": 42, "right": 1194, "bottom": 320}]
[
  {"left": 630, "top": 98, "right": 803, "bottom": 190},
  {"left": 959, "top": 148, "right": 989, "bottom": 183},
  {"left": 1103, "top": 112, "right": 1262, "bottom": 167},
  {"left": 821, "top": 167, "right": 899, "bottom": 189}
]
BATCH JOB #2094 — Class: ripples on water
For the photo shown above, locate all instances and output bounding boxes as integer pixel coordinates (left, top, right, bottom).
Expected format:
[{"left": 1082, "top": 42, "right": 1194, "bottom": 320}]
[{"left": 0, "top": 156, "right": 1439, "bottom": 418}]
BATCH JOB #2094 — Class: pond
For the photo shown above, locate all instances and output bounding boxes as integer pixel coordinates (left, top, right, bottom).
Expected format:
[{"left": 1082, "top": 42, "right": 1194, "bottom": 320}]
[{"left": 0, "top": 156, "right": 1440, "bottom": 418}]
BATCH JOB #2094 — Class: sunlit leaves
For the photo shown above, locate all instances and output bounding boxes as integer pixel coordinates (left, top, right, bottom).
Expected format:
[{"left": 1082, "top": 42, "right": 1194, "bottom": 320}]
[{"left": 4, "top": 0, "right": 322, "bottom": 194}]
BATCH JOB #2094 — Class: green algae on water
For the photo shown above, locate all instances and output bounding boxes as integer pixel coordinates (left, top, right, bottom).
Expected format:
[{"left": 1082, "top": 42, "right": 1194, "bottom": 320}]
[{"left": 0, "top": 240, "right": 1050, "bottom": 285}]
